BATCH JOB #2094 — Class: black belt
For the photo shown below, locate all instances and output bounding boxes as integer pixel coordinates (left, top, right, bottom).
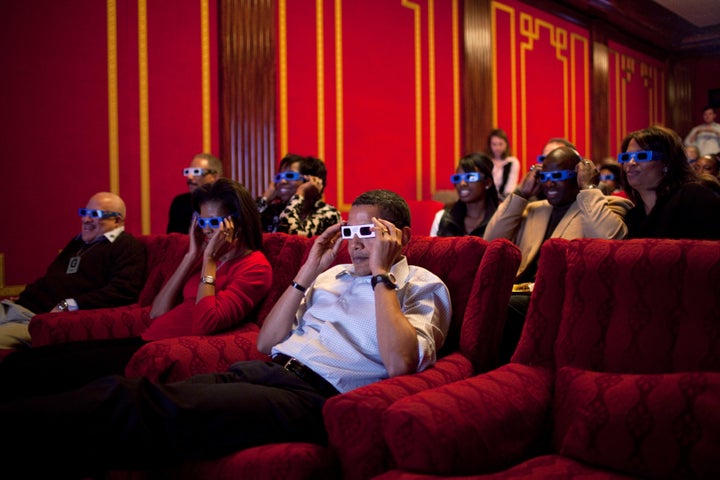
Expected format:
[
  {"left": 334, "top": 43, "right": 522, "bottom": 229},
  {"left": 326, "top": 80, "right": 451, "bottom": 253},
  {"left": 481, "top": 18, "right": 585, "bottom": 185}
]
[{"left": 272, "top": 353, "right": 340, "bottom": 398}]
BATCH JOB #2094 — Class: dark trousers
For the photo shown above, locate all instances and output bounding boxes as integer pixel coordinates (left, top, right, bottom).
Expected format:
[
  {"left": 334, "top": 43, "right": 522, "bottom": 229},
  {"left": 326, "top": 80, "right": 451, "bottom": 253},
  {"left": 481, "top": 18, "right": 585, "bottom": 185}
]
[
  {"left": 0, "top": 361, "right": 330, "bottom": 478},
  {"left": 499, "top": 292, "right": 531, "bottom": 364},
  {"left": 0, "top": 336, "right": 146, "bottom": 401}
]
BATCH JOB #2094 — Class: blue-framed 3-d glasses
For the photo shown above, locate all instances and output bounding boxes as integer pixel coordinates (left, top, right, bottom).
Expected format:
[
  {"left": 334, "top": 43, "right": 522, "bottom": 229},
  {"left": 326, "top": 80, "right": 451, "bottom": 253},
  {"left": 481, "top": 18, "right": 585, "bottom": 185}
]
[
  {"left": 78, "top": 208, "right": 121, "bottom": 219},
  {"left": 197, "top": 214, "right": 237, "bottom": 229},
  {"left": 617, "top": 150, "right": 664, "bottom": 164},
  {"left": 599, "top": 173, "right": 616, "bottom": 181},
  {"left": 450, "top": 172, "right": 483, "bottom": 184},
  {"left": 536, "top": 155, "right": 546, "bottom": 163},
  {"left": 274, "top": 171, "right": 305, "bottom": 183},
  {"left": 538, "top": 170, "right": 577, "bottom": 183},
  {"left": 340, "top": 224, "right": 376, "bottom": 239},
  {"left": 183, "top": 167, "right": 215, "bottom": 177}
]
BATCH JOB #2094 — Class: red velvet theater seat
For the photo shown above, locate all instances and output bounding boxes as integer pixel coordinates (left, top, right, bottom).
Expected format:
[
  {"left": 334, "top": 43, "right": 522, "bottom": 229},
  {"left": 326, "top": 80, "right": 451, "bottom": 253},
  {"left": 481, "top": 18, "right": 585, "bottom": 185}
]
[
  {"left": 125, "top": 232, "right": 312, "bottom": 382},
  {"left": 376, "top": 238, "right": 720, "bottom": 480},
  {"left": 28, "top": 233, "right": 190, "bottom": 346},
  {"left": 118, "top": 235, "right": 521, "bottom": 480}
]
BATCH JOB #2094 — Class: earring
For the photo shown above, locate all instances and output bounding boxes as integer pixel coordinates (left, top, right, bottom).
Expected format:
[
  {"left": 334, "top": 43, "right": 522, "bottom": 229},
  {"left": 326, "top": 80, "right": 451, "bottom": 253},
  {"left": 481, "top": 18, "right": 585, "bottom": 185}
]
[{"left": 663, "top": 165, "right": 668, "bottom": 175}]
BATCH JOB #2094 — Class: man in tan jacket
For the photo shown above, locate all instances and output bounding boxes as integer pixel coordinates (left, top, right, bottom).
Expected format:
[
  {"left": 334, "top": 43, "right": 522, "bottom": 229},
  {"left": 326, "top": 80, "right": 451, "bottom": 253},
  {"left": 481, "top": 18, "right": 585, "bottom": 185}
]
[{"left": 484, "top": 145, "right": 633, "bottom": 361}]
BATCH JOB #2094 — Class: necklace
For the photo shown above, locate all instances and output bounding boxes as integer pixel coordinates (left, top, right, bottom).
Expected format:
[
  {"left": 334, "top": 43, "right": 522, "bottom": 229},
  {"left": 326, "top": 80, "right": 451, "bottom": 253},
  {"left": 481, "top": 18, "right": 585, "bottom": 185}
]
[{"left": 66, "top": 241, "right": 101, "bottom": 274}]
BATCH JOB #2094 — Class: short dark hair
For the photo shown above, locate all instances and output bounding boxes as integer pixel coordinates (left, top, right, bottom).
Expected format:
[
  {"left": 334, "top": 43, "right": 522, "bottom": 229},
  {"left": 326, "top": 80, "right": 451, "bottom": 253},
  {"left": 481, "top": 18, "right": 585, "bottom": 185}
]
[
  {"left": 194, "top": 152, "right": 223, "bottom": 176},
  {"left": 278, "top": 153, "right": 305, "bottom": 171},
  {"left": 352, "top": 190, "right": 411, "bottom": 229},
  {"left": 298, "top": 156, "right": 328, "bottom": 188},
  {"left": 192, "top": 178, "right": 263, "bottom": 250},
  {"left": 599, "top": 161, "right": 622, "bottom": 179}
]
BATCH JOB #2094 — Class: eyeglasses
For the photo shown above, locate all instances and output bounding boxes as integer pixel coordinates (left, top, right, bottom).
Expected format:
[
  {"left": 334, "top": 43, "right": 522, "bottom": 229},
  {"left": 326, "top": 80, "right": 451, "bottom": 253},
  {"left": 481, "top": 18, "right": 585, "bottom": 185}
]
[
  {"left": 536, "top": 155, "right": 546, "bottom": 163},
  {"left": 340, "top": 224, "right": 376, "bottom": 239},
  {"left": 274, "top": 171, "right": 305, "bottom": 183},
  {"left": 197, "top": 214, "right": 237, "bottom": 229},
  {"left": 183, "top": 167, "right": 216, "bottom": 177},
  {"left": 617, "top": 150, "right": 664, "bottom": 164},
  {"left": 599, "top": 173, "right": 616, "bottom": 181},
  {"left": 537, "top": 170, "right": 577, "bottom": 183},
  {"left": 450, "top": 172, "right": 483, "bottom": 184},
  {"left": 78, "top": 208, "right": 122, "bottom": 219}
]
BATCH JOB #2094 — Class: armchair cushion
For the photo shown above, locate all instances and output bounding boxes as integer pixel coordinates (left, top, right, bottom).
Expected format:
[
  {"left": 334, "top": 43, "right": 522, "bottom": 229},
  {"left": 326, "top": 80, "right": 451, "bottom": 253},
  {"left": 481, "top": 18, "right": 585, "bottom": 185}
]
[
  {"left": 554, "top": 366, "right": 720, "bottom": 479},
  {"left": 382, "top": 363, "right": 554, "bottom": 476}
]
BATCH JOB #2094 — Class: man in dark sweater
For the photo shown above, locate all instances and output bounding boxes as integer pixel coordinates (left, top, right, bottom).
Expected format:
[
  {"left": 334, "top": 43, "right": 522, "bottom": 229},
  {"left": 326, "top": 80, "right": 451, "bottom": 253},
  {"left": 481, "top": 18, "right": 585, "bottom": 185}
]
[
  {"left": 166, "top": 153, "right": 222, "bottom": 234},
  {"left": 0, "top": 192, "right": 146, "bottom": 348}
]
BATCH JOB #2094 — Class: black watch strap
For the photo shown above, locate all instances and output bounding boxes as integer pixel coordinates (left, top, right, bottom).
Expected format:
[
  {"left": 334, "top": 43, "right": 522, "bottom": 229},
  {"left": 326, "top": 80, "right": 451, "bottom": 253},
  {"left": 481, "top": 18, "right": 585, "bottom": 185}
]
[{"left": 371, "top": 273, "right": 397, "bottom": 290}]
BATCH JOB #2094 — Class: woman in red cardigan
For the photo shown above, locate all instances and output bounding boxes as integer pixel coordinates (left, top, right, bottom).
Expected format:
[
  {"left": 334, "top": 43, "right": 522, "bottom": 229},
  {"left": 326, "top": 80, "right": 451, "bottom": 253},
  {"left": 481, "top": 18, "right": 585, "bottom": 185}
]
[{"left": 0, "top": 178, "right": 273, "bottom": 400}]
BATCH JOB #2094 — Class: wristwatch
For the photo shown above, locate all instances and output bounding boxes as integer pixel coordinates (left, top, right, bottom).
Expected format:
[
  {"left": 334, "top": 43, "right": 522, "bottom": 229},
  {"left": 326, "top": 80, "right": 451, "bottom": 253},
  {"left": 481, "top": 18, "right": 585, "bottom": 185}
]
[
  {"left": 56, "top": 300, "right": 69, "bottom": 311},
  {"left": 371, "top": 273, "right": 397, "bottom": 290},
  {"left": 200, "top": 275, "right": 216, "bottom": 286}
]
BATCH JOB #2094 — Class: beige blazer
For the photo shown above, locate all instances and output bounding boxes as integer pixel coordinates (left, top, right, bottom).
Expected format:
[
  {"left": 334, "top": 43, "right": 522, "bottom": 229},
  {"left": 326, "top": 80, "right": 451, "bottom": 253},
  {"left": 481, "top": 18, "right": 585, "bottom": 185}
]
[{"left": 484, "top": 189, "right": 634, "bottom": 278}]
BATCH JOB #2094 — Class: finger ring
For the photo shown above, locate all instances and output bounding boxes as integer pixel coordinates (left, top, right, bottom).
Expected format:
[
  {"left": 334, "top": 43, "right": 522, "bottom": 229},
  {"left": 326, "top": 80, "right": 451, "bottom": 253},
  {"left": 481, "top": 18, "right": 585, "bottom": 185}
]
[
  {"left": 584, "top": 160, "right": 591, "bottom": 165},
  {"left": 530, "top": 165, "right": 536, "bottom": 171}
]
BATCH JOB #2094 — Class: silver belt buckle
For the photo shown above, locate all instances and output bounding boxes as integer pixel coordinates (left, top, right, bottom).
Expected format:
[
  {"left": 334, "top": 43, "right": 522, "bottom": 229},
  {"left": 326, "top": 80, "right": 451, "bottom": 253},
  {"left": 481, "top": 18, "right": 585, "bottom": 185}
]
[{"left": 284, "top": 356, "right": 304, "bottom": 370}]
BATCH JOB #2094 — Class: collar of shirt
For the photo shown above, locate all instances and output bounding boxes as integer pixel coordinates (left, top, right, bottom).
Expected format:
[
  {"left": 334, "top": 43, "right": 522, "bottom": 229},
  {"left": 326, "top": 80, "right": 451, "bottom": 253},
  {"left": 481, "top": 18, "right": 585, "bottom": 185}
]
[{"left": 75, "top": 225, "right": 125, "bottom": 244}]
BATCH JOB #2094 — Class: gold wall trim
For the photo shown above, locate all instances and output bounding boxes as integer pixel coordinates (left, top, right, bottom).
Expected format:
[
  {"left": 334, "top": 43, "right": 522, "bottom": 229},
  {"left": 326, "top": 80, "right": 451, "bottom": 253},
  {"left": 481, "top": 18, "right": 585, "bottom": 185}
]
[
  {"left": 570, "top": 33, "right": 590, "bottom": 152},
  {"left": 334, "top": 0, "right": 349, "bottom": 210},
  {"left": 491, "top": 2, "right": 518, "bottom": 155},
  {"left": 279, "top": 0, "right": 289, "bottom": 156},
  {"left": 201, "top": 0, "right": 211, "bottom": 152},
  {"left": 138, "top": 0, "right": 150, "bottom": 234},
  {"left": 519, "top": 14, "right": 569, "bottom": 160},
  {"left": 107, "top": 0, "right": 119, "bottom": 194},
  {"left": 402, "top": 0, "right": 423, "bottom": 201},
  {"left": 427, "top": 0, "right": 437, "bottom": 196},
  {"left": 316, "top": 0, "right": 326, "bottom": 160},
  {"left": 451, "top": 0, "right": 460, "bottom": 162}
]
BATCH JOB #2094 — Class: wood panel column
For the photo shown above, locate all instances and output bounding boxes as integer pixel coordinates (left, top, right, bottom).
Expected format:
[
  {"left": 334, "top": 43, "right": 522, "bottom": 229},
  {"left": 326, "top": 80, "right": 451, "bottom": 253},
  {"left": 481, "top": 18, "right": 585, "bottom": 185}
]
[
  {"left": 463, "top": 0, "right": 493, "bottom": 154},
  {"left": 219, "top": 0, "right": 277, "bottom": 196}
]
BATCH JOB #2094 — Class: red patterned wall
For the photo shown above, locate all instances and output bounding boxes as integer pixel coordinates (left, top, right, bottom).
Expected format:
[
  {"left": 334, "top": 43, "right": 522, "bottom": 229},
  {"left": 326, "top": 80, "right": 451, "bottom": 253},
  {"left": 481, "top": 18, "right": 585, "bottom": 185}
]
[
  {"left": 278, "top": 0, "right": 462, "bottom": 211},
  {"left": 0, "top": 0, "right": 219, "bottom": 287},
  {"left": 492, "top": 0, "right": 591, "bottom": 169},
  {"left": 608, "top": 41, "right": 667, "bottom": 158}
]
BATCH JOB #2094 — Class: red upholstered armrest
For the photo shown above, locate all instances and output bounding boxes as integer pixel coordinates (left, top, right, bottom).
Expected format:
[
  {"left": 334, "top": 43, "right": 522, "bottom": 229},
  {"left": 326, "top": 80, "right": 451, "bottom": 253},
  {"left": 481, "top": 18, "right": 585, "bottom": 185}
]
[
  {"left": 382, "top": 363, "right": 554, "bottom": 476},
  {"left": 125, "top": 323, "right": 269, "bottom": 383},
  {"left": 323, "top": 352, "right": 474, "bottom": 480},
  {"left": 28, "top": 305, "right": 151, "bottom": 347}
]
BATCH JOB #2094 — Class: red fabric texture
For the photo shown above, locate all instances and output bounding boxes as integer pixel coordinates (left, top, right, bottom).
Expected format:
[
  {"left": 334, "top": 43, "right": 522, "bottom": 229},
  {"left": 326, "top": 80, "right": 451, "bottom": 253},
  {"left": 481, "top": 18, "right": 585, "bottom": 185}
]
[
  {"left": 28, "top": 234, "right": 189, "bottom": 346},
  {"left": 554, "top": 367, "right": 720, "bottom": 479},
  {"left": 379, "top": 238, "right": 720, "bottom": 479},
  {"left": 123, "top": 235, "right": 520, "bottom": 480},
  {"left": 125, "top": 233, "right": 312, "bottom": 382},
  {"left": 375, "top": 454, "right": 639, "bottom": 479}
]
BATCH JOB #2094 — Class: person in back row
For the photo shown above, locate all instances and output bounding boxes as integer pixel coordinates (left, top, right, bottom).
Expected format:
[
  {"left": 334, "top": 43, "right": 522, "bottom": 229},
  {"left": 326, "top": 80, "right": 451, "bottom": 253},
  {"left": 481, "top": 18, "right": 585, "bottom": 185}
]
[
  {"left": 167, "top": 153, "right": 223, "bottom": 234},
  {"left": 487, "top": 128, "right": 520, "bottom": 200},
  {"left": 257, "top": 153, "right": 342, "bottom": 237},
  {"left": 620, "top": 125, "right": 720, "bottom": 239},
  {"left": 0, "top": 178, "right": 272, "bottom": 400},
  {"left": 0, "top": 189, "right": 451, "bottom": 478},
  {"left": 430, "top": 152, "right": 500, "bottom": 237},
  {"left": 0, "top": 192, "right": 146, "bottom": 349},
  {"left": 484, "top": 146, "right": 634, "bottom": 362}
]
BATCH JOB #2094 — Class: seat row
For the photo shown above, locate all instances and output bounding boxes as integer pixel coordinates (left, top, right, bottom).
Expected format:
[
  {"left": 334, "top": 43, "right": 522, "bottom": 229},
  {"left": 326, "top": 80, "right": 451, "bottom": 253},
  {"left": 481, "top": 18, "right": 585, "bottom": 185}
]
[{"left": 25, "top": 233, "right": 720, "bottom": 479}]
